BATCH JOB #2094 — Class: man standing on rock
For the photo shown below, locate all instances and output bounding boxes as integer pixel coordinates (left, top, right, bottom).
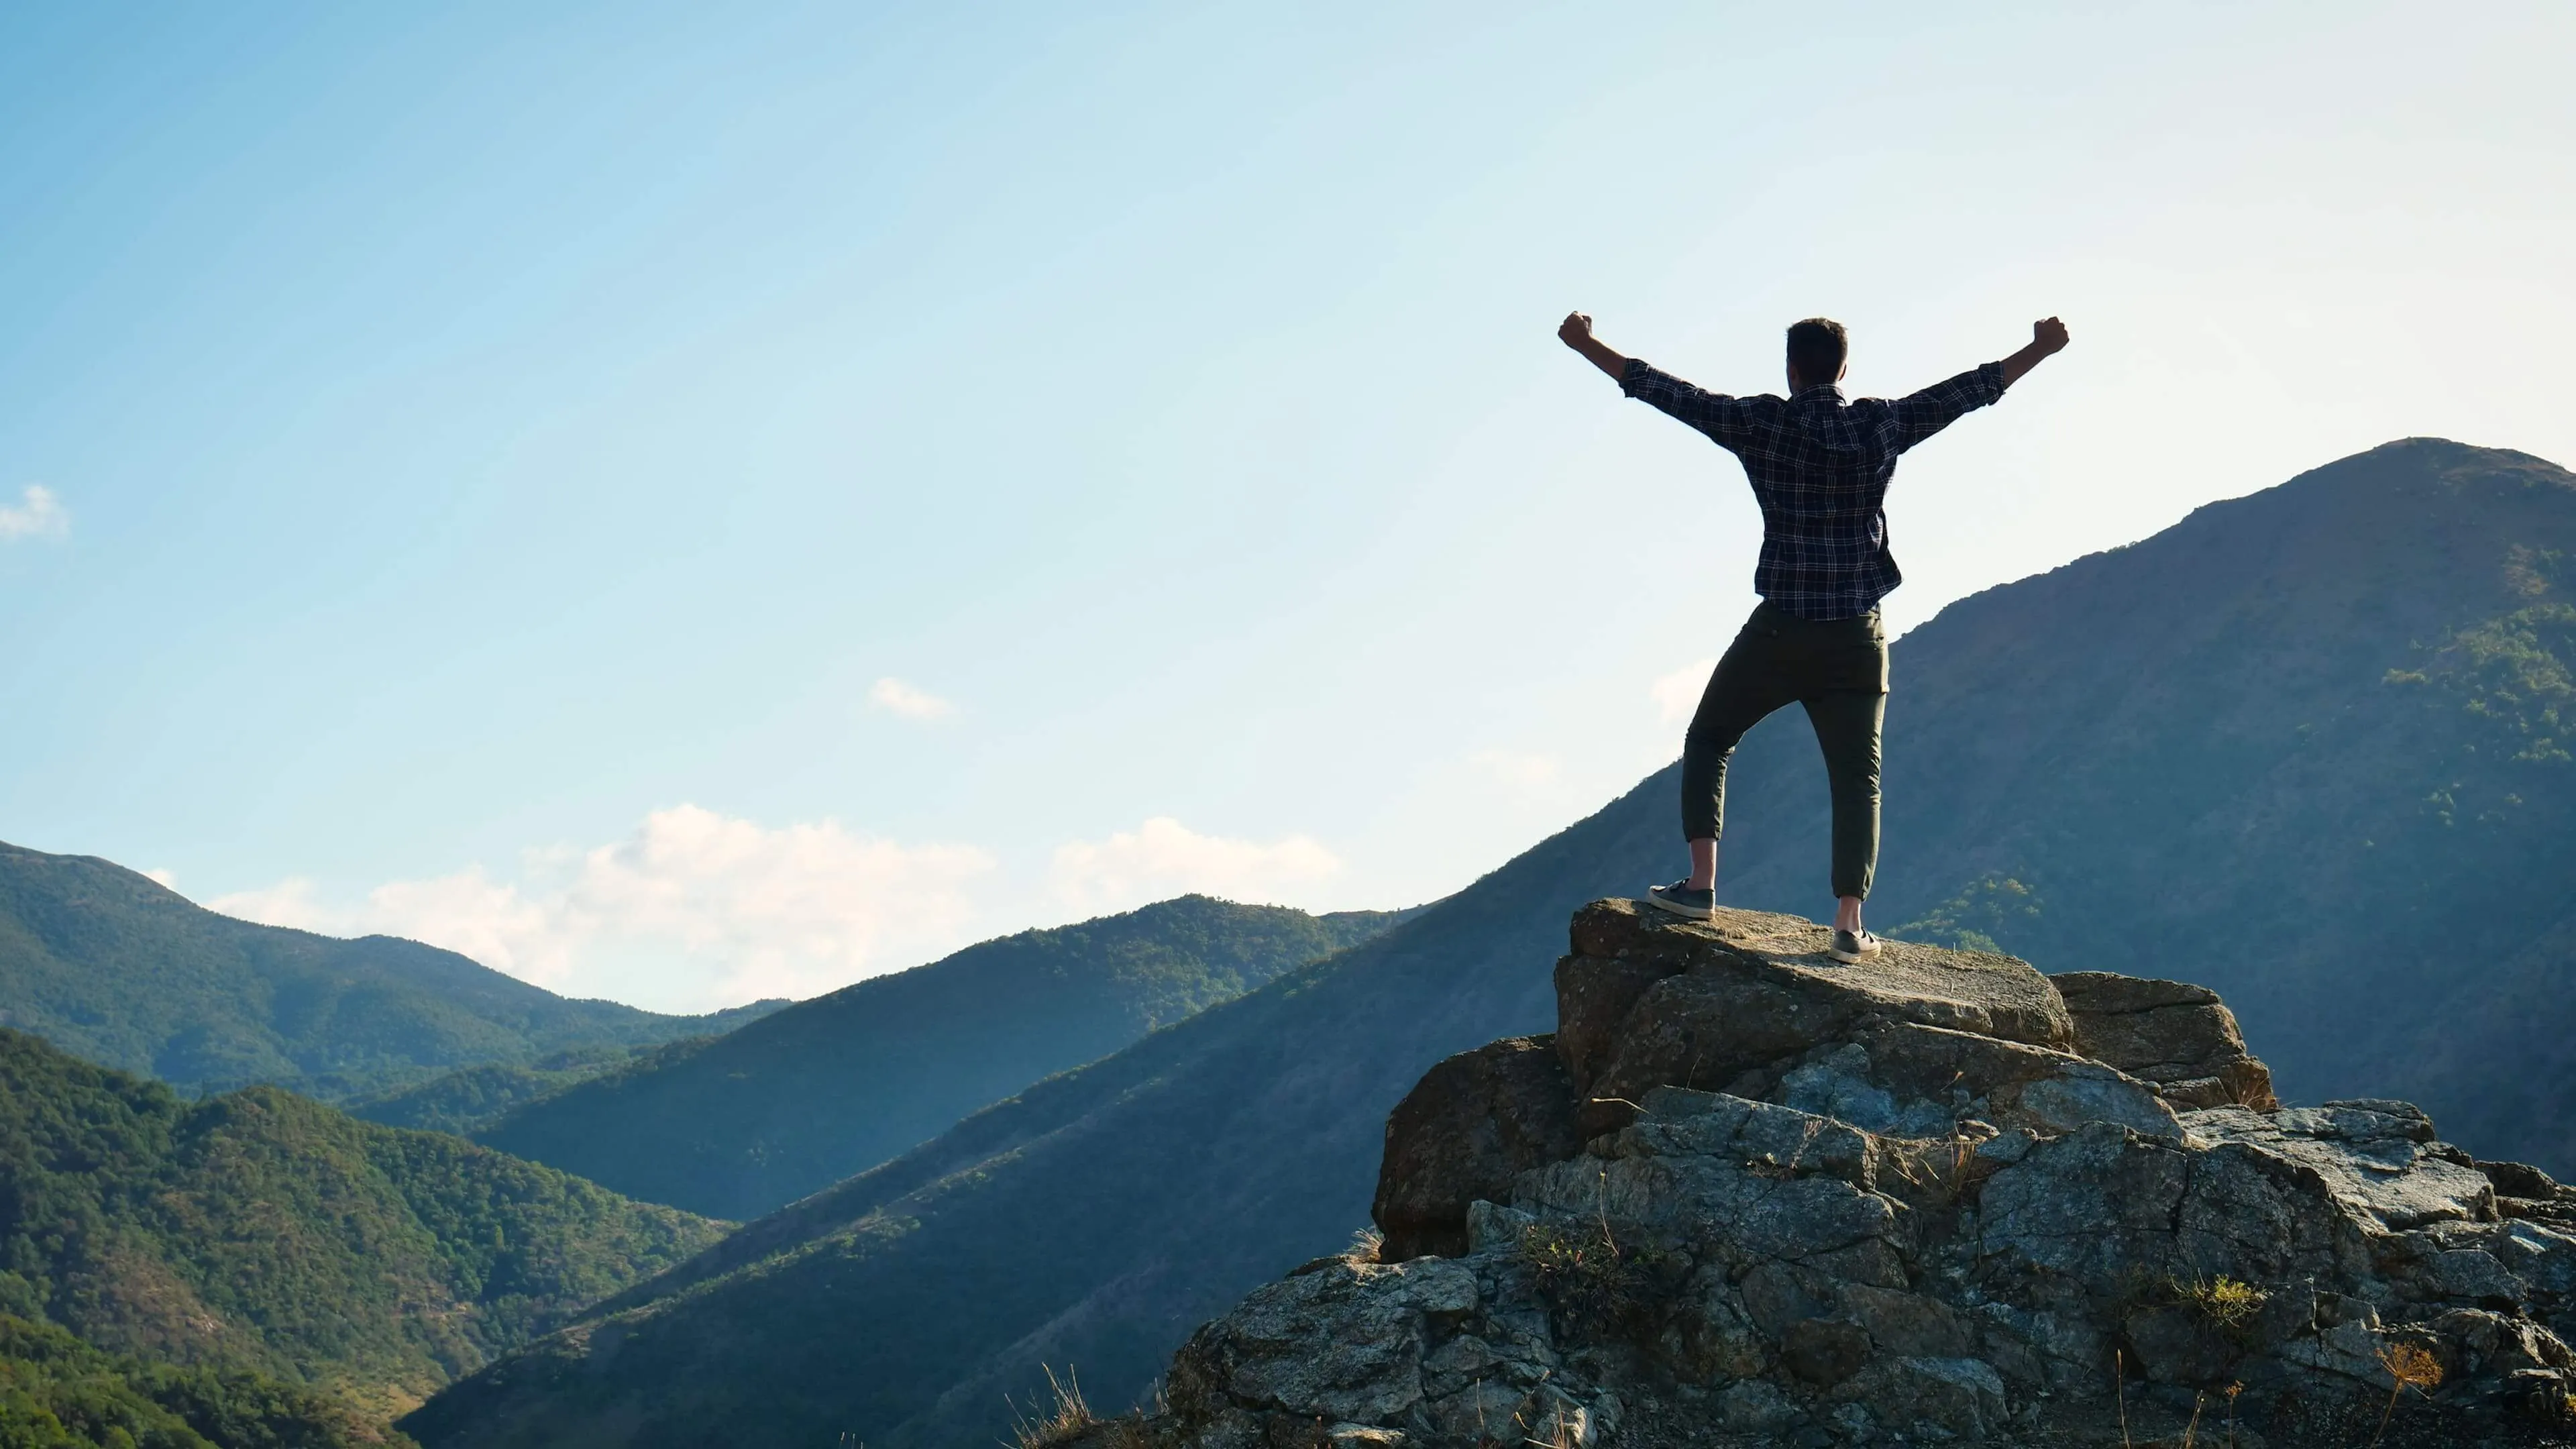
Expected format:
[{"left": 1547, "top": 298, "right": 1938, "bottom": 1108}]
[{"left": 1560, "top": 310, "right": 2068, "bottom": 961}]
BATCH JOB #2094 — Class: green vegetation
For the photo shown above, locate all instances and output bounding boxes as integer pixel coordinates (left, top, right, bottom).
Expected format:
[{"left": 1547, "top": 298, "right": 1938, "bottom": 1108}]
[
  {"left": 0, "top": 1027, "right": 729, "bottom": 1415},
  {"left": 343, "top": 1048, "right": 649, "bottom": 1137},
  {"left": 0, "top": 842, "right": 784, "bottom": 1103},
  {"left": 1516, "top": 1217, "right": 1680, "bottom": 1341},
  {"left": 1896, "top": 873, "right": 2043, "bottom": 956},
  {"left": 2123, "top": 1269, "right": 2270, "bottom": 1348},
  {"left": 474, "top": 896, "right": 1412, "bottom": 1219},
  {"left": 2386, "top": 544, "right": 2574, "bottom": 822},
  {"left": 0, "top": 1314, "right": 397, "bottom": 1449},
  {"left": 407, "top": 439, "right": 2576, "bottom": 1449},
  {"left": 2179, "top": 1275, "right": 2267, "bottom": 1334}
]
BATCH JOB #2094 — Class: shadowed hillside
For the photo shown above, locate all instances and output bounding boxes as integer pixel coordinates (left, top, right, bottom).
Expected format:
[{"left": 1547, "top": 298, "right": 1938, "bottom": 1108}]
[
  {"left": 466, "top": 896, "right": 1414, "bottom": 1220},
  {"left": 407, "top": 439, "right": 2576, "bottom": 1449},
  {"left": 0, "top": 843, "right": 783, "bottom": 1102},
  {"left": 342, "top": 1045, "right": 655, "bottom": 1138}
]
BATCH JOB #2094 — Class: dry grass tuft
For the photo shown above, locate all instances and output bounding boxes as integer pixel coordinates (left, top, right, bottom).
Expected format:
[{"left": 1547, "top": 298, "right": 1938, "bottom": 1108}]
[
  {"left": 1521, "top": 1403, "right": 1585, "bottom": 1449},
  {"left": 1009, "top": 1366, "right": 1099, "bottom": 1449},
  {"left": 1882, "top": 1132, "right": 1984, "bottom": 1198},
  {"left": 2377, "top": 1340, "right": 2444, "bottom": 1391},
  {"left": 2116, "top": 1348, "right": 2130, "bottom": 1449},
  {"left": 1345, "top": 1227, "right": 1384, "bottom": 1267},
  {"left": 1515, "top": 1185, "right": 1681, "bottom": 1340},
  {"left": 2366, "top": 1339, "right": 2445, "bottom": 1448}
]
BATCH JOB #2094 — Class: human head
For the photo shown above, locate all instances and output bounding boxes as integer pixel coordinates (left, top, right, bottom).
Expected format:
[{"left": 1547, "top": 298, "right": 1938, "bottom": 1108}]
[{"left": 1786, "top": 317, "right": 1849, "bottom": 391}]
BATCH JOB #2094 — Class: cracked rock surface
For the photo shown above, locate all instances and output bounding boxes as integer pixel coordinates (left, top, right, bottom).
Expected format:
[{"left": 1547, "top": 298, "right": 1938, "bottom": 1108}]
[{"left": 1103, "top": 901, "right": 2576, "bottom": 1448}]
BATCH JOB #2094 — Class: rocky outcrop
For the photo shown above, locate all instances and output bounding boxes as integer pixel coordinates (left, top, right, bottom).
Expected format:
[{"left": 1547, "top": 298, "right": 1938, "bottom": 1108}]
[{"left": 1122, "top": 901, "right": 2576, "bottom": 1448}]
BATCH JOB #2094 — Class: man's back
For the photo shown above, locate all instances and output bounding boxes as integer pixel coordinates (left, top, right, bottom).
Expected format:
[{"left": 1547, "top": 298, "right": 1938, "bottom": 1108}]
[{"left": 1617, "top": 360, "right": 2008, "bottom": 621}]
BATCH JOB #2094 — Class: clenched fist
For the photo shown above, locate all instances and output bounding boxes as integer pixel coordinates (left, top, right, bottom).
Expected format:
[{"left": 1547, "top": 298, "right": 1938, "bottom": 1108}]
[
  {"left": 1559, "top": 311, "right": 1631, "bottom": 380},
  {"left": 2032, "top": 317, "right": 2070, "bottom": 354}
]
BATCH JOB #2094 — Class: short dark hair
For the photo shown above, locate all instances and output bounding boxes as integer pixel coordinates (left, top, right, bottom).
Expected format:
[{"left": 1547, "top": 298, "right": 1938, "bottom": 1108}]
[{"left": 1786, "top": 317, "right": 1848, "bottom": 386}]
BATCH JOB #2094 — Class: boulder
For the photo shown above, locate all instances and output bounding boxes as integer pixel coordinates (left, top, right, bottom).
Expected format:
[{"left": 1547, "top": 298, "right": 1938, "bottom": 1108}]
[
  {"left": 1839, "top": 1018, "right": 2186, "bottom": 1144},
  {"left": 1551, "top": 951, "right": 1681, "bottom": 1099},
  {"left": 2483, "top": 1159, "right": 2564, "bottom": 1199},
  {"left": 2185, "top": 1102, "right": 2498, "bottom": 1232},
  {"left": 1163, "top": 1258, "right": 1480, "bottom": 1429},
  {"left": 1839, "top": 1284, "right": 1971, "bottom": 1358},
  {"left": 2053, "top": 969, "right": 2280, "bottom": 1110},
  {"left": 1371, "top": 1036, "right": 1582, "bottom": 1261},
  {"left": 1564, "top": 899, "right": 2074, "bottom": 1134},
  {"left": 2478, "top": 1159, "right": 2576, "bottom": 1230},
  {"left": 1780, "top": 1318, "right": 1872, "bottom": 1385},
  {"left": 1835, "top": 1356, "right": 2010, "bottom": 1439}
]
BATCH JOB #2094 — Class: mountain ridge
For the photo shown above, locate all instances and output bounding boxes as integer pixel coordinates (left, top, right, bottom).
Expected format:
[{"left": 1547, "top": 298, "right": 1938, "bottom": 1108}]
[
  {"left": 465, "top": 895, "right": 1416, "bottom": 1219},
  {"left": 0, "top": 841, "right": 784, "bottom": 1103}
]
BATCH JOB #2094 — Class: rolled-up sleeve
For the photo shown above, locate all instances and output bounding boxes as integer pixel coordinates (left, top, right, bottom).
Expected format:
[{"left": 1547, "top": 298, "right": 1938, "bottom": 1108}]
[
  {"left": 1888, "top": 362, "right": 2007, "bottom": 452},
  {"left": 1622, "top": 358, "right": 1758, "bottom": 451}
]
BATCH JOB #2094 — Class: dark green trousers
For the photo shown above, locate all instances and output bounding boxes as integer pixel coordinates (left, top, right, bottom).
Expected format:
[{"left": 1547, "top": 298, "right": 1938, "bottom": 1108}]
[{"left": 1680, "top": 602, "right": 1889, "bottom": 900}]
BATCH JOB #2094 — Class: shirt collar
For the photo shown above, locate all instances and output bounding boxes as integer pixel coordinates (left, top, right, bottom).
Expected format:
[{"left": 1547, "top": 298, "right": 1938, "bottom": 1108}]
[{"left": 1790, "top": 382, "right": 1847, "bottom": 403}]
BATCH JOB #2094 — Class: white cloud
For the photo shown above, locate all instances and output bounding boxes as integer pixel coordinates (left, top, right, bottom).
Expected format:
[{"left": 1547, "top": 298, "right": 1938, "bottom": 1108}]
[
  {"left": 1468, "top": 748, "right": 1562, "bottom": 790},
  {"left": 206, "top": 806, "right": 996, "bottom": 1011},
  {"left": 1652, "top": 658, "right": 1717, "bottom": 725},
  {"left": 142, "top": 868, "right": 179, "bottom": 890},
  {"left": 0, "top": 485, "right": 68, "bottom": 541},
  {"left": 869, "top": 676, "right": 955, "bottom": 720},
  {"left": 207, "top": 876, "right": 331, "bottom": 928},
  {"left": 1049, "top": 816, "right": 1341, "bottom": 916},
  {"left": 198, "top": 809, "right": 1353, "bottom": 1011}
]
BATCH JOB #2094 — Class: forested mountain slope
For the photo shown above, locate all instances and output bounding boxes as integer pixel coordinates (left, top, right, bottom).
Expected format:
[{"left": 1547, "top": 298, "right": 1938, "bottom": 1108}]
[
  {"left": 469, "top": 896, "right": 1411, "bottom": 1220},
  {"left": 341, "top": 1045, "right": 653, "bottom": 1138},
  {"left": 0, "top": 843, "right": 781, "bottom": 1101},
  {"left": 0, "top": 1313, "right": 400, "bottom": 1449},
  {"left": 409, "top": 438, "right": 2576, "bottom": 1449},
  {"left": 0, "top": 1028, "right": 729, "bottom": 1420}
]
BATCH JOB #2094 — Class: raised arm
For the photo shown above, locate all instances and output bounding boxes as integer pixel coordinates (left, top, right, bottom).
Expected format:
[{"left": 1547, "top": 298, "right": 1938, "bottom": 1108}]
[
  {"left": 1561, "top": 310, "right": 1760, "bottom": 447},
  {"left": 1558, "top": 311, "right": 1630, "bottom": 381},
  {"left": 1888, "top": 317, "right": 2072, "bottom": 451},
  {"left": 1998, "top": 316, "right": 2070, "bottom": 388}
]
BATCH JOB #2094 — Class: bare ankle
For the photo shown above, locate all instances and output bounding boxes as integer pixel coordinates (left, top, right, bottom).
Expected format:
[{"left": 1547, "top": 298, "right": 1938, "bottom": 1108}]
[{"left": 1687, "top": 839, "right": 1718, "bottom": 894}]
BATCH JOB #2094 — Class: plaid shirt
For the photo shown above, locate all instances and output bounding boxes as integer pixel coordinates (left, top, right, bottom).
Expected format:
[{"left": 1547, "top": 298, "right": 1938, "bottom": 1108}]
[{"left": 1621, "top": 358, "right": 2007, "bottom": 621}]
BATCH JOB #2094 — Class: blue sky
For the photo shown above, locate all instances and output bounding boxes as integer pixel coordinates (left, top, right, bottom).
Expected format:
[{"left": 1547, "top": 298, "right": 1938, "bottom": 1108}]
[{"left": 3, "top": 3, "right": 2569, "bottom": 1010}]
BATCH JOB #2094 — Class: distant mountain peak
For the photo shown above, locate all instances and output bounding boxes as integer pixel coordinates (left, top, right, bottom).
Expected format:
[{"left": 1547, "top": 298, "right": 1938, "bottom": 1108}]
[{"left": 0, "top": 837, "right": 784, "bottom": 1101}]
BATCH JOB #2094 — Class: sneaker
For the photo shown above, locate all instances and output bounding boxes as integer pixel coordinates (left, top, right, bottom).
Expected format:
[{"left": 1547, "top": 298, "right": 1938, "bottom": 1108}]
[
  {"left": 1829, "top": 928, "right": 1880, "bottom": 963},
  {"left": 1645, "top": 880, "right": 1714, "bottom": 920}
]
